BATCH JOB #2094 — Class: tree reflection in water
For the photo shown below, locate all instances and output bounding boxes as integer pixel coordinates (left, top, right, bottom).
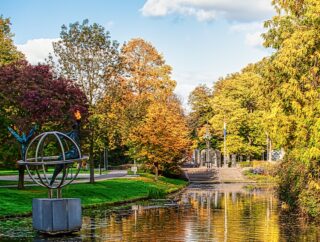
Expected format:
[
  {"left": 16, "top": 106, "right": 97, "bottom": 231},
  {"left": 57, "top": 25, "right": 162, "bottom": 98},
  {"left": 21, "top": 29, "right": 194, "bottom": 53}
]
[
  {"left": 0, "top": 183, "right": 319, "bottom": 241},
  {"left": 79, "top": 183, "right": 319, "bottom": 241}
]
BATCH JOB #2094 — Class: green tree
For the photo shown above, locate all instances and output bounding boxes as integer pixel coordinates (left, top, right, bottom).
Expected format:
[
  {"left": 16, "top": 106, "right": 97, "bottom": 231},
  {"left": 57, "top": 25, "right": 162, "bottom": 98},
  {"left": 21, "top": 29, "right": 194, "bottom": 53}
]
[
  {"left": 188, "top": 85, "right": 212, "bottom": 126},
  {"left": 53, "top": 19, "right": 120, "bottom": 183},
  {"left": 209, "top": 68, "right": 266, "bottom": 159}
]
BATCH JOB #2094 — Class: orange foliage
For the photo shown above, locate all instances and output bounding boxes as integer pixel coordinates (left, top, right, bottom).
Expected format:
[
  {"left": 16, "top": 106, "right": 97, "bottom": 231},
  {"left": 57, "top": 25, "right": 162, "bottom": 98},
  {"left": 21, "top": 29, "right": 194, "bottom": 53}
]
[{"left": 130, "top": 97, "right": 191, "bottom": 167}]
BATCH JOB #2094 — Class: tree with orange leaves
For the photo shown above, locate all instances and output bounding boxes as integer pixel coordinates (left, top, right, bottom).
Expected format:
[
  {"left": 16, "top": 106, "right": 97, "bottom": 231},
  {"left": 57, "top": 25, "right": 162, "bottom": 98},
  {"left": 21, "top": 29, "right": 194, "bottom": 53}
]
[
  {"left": 129, "top": 94, "right": 190, "bottom": 180},
  {"left": 97, "top": 38, "right": 190, "bottom": 178},
  {"left": 120, "top": 39, "right": 190, "bottom": 179}
]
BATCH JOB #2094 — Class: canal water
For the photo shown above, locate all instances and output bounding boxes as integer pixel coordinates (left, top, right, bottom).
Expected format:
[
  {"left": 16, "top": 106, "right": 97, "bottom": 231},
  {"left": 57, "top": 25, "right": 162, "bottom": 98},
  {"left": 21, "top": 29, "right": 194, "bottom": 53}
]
[{"left": 0, "top": 183, "right": 319, "bottom": 241}]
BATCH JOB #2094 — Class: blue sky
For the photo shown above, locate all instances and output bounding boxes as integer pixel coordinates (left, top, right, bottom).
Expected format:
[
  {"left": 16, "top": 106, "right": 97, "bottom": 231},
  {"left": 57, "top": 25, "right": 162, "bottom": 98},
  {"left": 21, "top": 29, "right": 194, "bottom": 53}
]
[{"left": 1, "top": 0, "right": 275, "bottom": 108}]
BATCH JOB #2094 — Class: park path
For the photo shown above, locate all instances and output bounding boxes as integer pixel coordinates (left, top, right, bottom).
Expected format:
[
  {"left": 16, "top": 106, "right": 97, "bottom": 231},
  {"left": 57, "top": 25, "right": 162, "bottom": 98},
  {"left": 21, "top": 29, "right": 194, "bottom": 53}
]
[
  {"left": 216, "top": 167, "right": 251, "bottom": 183},
  {"left": 0, "top": 170, "right": 134, "bottom": 188},
  {"left": 183, "top": 167, "right": 253, "bottom": 183}
]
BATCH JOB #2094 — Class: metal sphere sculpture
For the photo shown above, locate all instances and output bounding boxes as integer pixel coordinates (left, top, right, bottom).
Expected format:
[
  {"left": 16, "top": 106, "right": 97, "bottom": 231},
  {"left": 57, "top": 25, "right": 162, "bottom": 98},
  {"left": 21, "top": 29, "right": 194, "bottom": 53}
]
[{"left": 19, "top": 131, "right": 88, "bottom": 190}]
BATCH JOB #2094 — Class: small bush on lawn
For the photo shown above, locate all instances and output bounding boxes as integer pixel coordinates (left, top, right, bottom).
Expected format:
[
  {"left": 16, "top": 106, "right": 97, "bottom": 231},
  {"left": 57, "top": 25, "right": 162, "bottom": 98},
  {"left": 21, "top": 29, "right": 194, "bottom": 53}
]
[{"left": 147, "top": 187, "right": 166, "bottom": 199}]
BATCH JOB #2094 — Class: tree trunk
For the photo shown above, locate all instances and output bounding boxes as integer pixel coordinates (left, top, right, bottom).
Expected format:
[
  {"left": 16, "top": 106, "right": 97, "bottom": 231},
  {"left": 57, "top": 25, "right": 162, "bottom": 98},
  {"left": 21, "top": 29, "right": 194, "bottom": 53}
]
[
  {"left": 268, "top": 138, "right": 272, "bottom": 162},
  {"left": 155, "top": 167, "right": 158, "bottom": 181},
  {"left": 154, "top": 162, "right": 159, "bottom": 181},
  {"left": 89, "top": 126, "right": 95, "bottom": 183},
  {"left": 17, "top": 165, "right": 25, "bottom": 189}
]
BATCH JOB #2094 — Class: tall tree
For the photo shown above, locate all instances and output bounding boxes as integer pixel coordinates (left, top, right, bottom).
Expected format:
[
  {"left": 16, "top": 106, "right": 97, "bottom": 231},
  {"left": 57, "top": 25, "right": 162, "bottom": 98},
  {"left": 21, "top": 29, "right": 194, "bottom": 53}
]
[
  {"left": 188, "top": 85, "right": 212, "bottom": 127},
  {"left": 188, "top": 84, "right": 213, "bottom": 149},
  {"left": 204, "top": 67, "right": 266, "bottom": 159},
  {"left": 262, "top": 0, "right": 320, "bottom": 217},
  {"left": 96, "top": 77, "right": 129, "bottom": 161},
  {"left": 96, "top": 38, "right": 190, "bottom": 176},
  {"left": 120, "top": 38, "right": 176, "bottom": 147},
  {"left": 53, "top": 19, "right": 120, "bottom": 183},
  {"left": 0, "top": 16, "right": 24, "bottom": 66}
]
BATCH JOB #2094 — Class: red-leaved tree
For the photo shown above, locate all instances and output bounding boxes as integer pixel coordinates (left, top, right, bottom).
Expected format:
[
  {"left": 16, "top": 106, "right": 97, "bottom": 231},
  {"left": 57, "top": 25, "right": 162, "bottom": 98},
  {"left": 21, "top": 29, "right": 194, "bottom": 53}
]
[{"left": 0, "top": 61, "right": 88, "bottom": 188}]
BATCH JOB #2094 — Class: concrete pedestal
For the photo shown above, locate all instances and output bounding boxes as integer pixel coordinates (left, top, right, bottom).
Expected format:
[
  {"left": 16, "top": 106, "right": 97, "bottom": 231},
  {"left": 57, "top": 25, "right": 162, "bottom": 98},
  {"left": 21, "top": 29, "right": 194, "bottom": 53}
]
[{"left": 32, "top": 198, "right": 82, "bottom": 234}]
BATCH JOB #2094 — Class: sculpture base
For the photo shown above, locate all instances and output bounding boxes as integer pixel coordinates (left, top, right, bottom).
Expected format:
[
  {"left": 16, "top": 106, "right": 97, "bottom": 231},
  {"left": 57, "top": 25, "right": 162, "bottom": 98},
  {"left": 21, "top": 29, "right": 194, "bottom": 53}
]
[{"left": 32, "top": 198, "right": 82, "bottom": 234}]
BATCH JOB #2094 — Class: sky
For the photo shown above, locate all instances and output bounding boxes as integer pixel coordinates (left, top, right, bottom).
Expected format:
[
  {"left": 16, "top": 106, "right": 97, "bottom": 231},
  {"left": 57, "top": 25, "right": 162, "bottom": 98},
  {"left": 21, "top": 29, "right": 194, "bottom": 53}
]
[{"left": 1, "top": 0, "right": 275, "bottom": 109}]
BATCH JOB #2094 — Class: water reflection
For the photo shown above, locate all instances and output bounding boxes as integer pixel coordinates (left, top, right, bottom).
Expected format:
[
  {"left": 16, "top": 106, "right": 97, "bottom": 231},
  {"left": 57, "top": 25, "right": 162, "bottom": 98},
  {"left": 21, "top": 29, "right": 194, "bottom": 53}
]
[
  {"left": 178, "top": 184, "right": 280, "bottom": 241},
  {"left": 0, "top": 183, "right": 319, "bottom": 241}
]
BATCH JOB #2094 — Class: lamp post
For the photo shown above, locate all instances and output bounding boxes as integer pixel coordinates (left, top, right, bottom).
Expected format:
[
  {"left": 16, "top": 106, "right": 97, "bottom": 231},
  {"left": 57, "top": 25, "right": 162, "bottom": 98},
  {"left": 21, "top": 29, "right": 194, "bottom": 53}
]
[
  {"left": 203, "top": 124, "right": 212, "bottom": 168},
  {"left": 131, "top": 148, "right": 138, "bottom": 175},
  {"left": 104, "top": 147, "right": 108, "bottom": 171},
  {"left": 223, "top": 120, "right": 227, "bottom": 167}
]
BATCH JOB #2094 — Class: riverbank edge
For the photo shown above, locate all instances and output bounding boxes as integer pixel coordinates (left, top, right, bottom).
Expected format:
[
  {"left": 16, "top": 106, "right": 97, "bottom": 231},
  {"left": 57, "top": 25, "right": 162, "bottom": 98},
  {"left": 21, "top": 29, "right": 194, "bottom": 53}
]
[
  {"left": 81, "top": 182, "right": 189, "bottom": 211},
  {"left": 0, "top": 177, "right": 189, "bottom": 219}
]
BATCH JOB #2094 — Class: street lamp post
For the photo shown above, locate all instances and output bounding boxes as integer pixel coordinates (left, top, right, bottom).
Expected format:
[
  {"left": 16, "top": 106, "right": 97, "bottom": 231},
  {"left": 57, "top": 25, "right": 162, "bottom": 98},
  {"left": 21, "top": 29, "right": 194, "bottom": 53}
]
[
  {"left": 203, "top": 124, "right": 212, "bottom": 168},
  {"left": 223, "top": 121, "right": 227, "bottom": 167},
  {"left": 104, "top": 147, "right": 108, "bottom": 171}
]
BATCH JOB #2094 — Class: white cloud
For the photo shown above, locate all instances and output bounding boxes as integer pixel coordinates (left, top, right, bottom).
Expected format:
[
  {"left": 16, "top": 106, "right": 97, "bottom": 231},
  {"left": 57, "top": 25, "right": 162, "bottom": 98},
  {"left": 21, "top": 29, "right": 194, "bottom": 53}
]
[
  {"left": 230, "top": 22, "right": 265, "bottom": 48},
  {"left": 230, "top": 22, "right": 263, "bottom": 32},
  {"left": 16, "top": 38, "right": 59, "bottom": 64},
  {"left": 141, "top": 0, "right": 274, "bottom": 22},
  {"left": 245, "top": 32, "right": 264, "bottom": 47}
]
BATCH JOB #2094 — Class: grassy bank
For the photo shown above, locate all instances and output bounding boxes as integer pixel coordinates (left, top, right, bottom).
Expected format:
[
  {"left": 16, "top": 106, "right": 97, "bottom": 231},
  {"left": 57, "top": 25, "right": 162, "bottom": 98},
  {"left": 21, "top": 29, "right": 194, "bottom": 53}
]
[
  {"left": 0, "top": 175, "right": 187, "bottom": 218},
  {"left": 240, "top": 160, "right": 278, "bottom": 184},
  {"left": 242, "top": 170, "right": 278, "bottom": 183}
]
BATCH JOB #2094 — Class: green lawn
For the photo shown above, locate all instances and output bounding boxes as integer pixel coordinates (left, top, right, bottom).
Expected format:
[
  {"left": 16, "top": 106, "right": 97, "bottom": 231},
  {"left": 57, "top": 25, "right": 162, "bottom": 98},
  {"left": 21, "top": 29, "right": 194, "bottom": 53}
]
[{"left": 0, "top": 175, "right": 187, "bottom": 217}]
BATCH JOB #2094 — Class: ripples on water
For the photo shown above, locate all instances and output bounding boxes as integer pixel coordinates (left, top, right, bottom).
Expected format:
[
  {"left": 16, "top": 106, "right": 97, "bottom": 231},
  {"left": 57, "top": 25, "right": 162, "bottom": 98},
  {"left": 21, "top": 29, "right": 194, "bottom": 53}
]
[{"left": 0, "top": 183, "right": 319, "bottom": 241}]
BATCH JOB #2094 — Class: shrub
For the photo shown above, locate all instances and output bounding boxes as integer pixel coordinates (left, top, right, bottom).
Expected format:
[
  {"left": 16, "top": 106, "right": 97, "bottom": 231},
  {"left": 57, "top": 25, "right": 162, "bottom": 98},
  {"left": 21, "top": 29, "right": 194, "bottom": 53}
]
[
  {"left": 251, "top": 167, "right": 265, "bottom": 175},
  {"left": 147, "top": 187, "right": 166, "bottom": 199},
  {"left": 239, "top": 161, "right": 251, "bottom": 168},
  {"left": 299, "top": 186, "right": 320, "bottom": 219}
]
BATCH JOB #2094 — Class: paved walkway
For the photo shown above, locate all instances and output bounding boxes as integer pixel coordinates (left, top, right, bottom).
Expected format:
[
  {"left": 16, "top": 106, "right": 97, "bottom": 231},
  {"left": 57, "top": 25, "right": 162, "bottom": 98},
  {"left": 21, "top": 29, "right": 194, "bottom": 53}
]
[
  {"left": 217, "top": 167, "right": 252, "bottom": 183},
  {"left": 183, "top": 167, "right": 253, "bottom": 183},
  {"left": 0, "top": 170, "right": 135, "bottom": 188}
]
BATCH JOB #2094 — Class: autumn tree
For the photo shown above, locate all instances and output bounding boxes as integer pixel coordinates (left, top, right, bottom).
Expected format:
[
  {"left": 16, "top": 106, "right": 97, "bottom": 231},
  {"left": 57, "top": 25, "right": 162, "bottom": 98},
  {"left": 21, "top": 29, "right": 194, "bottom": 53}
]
[
  {"left": 130, "top": 95, "right": 190, "bottom": 180},
  {"left": 53, "top": 19, "right": 120, "bottom": 183},
  {"left": 0, "top": 61, "right": 88, "bottom": 188},
  {"left": 120, "top": 38, "right": 176, "bottom": 149},
  {"left": 120, "top": 38, "right": 176, "bottom": 128},
  {"left": 121, "top": 38, "right": 175, "bottom": 96},
  {"left": 261, "top": 0, "right": 320, "bottom": 217},
  {"left": 96, "top": 38, "right": 190, "bottom": 177},
  {"left": 95, "top": 75, "right": 131, "bottom": 164},
  {"left": 0, "top": 16, "right": 24, "bottom": 66},
  {"left": 0, "top": 61, "right": 88, "bottom": 130}
]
